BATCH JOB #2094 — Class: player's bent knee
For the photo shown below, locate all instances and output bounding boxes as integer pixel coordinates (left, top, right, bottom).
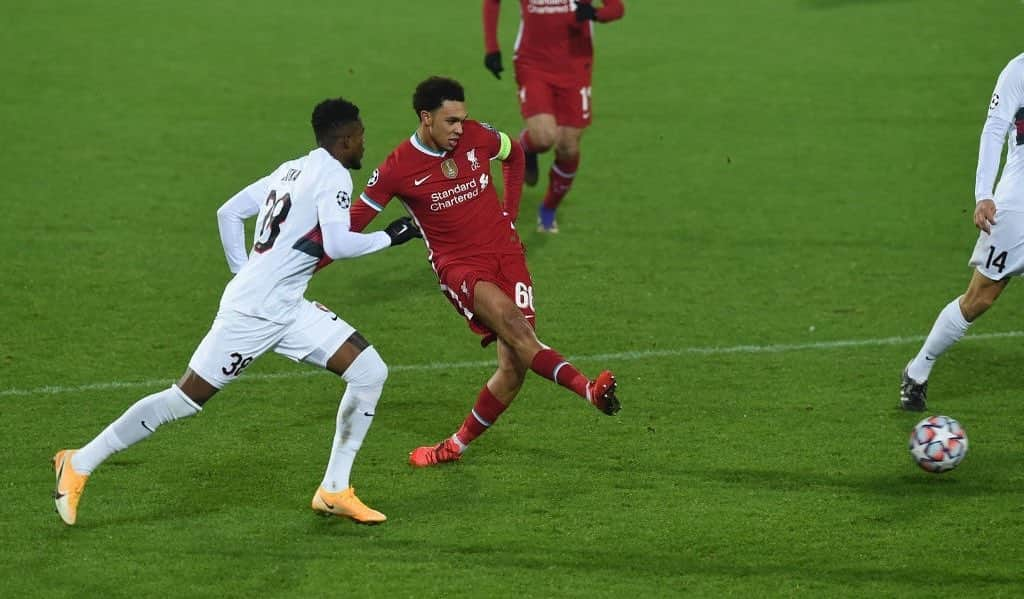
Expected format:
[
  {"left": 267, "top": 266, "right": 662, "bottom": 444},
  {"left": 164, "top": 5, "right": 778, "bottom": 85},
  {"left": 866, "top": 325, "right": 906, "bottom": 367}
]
[
  {"left": 500, "top": 312, "right": 534, "bottom": 339},
  {"left": 131, "top": 386, "right": 202, "bottom": 435},
  {"left": 529, "top": 129, "right": 556, "bottom": 150},
  {"left": 169, "top": 385, "right": 203, "bottom": 418},
  {"left": 962, "top": 296, "right": 996, "bottom": 321},
  {"left": 342, "top": 346, "right": 388, "bottom": 388}
]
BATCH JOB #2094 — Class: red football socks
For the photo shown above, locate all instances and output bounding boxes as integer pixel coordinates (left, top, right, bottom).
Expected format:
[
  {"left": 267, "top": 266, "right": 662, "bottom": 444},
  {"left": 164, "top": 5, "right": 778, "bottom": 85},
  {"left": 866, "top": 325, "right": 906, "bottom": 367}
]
[
  {"left": 454, "top": 385, "right": 509, "bottom": 447},
  {"left": 530, "top": 348, "right": 589, "bottom": 398},
  {"left": 542, "top": 155, "right": 579, "bottom": 210}
]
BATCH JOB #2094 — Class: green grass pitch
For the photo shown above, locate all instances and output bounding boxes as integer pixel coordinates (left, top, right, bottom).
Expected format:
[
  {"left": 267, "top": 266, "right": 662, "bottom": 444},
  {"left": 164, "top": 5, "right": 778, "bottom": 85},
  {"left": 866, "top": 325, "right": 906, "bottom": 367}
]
[{"left": 3, "top": 0, "right": 1024, "bottom": 596}]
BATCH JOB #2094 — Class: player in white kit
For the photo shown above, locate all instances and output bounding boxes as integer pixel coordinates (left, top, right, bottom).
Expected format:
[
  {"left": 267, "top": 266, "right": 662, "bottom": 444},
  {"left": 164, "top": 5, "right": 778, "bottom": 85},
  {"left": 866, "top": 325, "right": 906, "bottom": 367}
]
[
  {"left": 901, "top": 53, "right": 1024, "bottom": 411},
  {"left": 52, "top": 98, "right": 421, "bottom": 524}
]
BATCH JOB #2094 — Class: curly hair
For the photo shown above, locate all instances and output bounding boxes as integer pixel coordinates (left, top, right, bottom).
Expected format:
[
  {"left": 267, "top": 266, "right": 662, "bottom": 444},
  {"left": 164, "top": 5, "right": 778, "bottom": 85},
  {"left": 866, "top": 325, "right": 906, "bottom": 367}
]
[
  {"left": 412, "top": 77, "right": 465, "bottom": 116},
  {"left": 311, "top": 98, "right": 360, "bottom": 146}
]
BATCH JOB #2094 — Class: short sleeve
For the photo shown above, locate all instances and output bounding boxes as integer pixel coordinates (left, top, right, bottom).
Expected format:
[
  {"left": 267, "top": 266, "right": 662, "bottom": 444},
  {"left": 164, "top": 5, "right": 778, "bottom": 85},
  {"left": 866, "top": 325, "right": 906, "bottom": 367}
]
[{"left": 474, "top": 120, "right": 510, "bottom": 160}]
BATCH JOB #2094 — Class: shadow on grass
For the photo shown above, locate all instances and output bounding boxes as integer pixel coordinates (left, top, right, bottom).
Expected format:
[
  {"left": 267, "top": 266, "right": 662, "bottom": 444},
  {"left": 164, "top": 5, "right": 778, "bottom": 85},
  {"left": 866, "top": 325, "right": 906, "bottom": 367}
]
[
  {"left": 694, "top": 465, "right": 1010, "bottom": 497},
  {"left": 365, "top": 534, "right": 1020, "bottom": 590}
]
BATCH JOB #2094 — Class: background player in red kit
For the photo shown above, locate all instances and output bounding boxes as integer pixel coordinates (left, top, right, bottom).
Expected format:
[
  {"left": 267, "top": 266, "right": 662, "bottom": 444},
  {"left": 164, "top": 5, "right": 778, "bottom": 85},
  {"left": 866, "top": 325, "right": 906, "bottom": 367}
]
[
  {"left": 350, "top": 76, "right": 620, "bottom": 466},
  {"left": 483, "top": 0, "right": 625, "bottom": 233}
]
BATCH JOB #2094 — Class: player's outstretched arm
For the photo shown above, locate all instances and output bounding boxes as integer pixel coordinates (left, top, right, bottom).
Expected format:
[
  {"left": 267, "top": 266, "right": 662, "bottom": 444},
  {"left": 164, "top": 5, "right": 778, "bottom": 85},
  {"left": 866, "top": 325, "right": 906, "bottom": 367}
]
[
  {"left": 483, "top": 0, "right": 503, "bottom": 79},
  {"left": 319, "top": 212, "right": 391, "bottom": 260},
  {"left": 383, "top": 217, "right": 422, "bottom": 246},
  {"left": 349, "top": 197, "right": 380, "bottom": 232},
  {"left": 217, "top": 179, "right": 264, "bottom": 273},
  {"left": 319, "top": 214, "right": 419, "bottom": 260}
]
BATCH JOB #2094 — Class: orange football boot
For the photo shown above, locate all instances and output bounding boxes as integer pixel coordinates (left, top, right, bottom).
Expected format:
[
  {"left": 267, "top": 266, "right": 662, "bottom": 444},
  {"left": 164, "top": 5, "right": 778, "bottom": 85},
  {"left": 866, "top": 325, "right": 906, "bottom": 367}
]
[{"left": 311, "top": 486, "right": 386, "bottom": 524}]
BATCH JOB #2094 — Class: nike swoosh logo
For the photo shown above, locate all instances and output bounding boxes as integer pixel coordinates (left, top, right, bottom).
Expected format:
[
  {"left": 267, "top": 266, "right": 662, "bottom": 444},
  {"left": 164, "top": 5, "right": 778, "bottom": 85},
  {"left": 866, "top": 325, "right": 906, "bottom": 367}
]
[
  {"left": 414, "top": 174, "right": 432, "bottom": 186},
  {"left": 924, "top": 356, "right": 934, "bottom": 361},
  {"left": 363, "top": 412, "right": 375, "bottom": 417},
  {"left": 54, "top": 459, "right": 66, "bottom": 499},
  {"left": 141, "top": 420, "right": 155, "bottom": 432}
]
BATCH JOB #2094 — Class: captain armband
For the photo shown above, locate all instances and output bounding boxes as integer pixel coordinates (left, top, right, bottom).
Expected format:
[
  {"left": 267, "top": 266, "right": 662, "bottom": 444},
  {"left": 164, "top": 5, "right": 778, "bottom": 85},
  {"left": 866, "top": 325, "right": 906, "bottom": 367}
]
[{"left": 495, "top": 131, "right": 512, "bottom": 161}]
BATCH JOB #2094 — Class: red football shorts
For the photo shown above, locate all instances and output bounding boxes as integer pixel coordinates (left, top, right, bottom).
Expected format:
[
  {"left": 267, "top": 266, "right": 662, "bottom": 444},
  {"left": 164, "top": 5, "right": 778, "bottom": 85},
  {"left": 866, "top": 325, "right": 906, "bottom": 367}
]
[
  {"left": 514, "top": 64, "right": 592, "bottom": 128},
  {"left": 437, "top": 252, "right": 537, "bottom": 347}
]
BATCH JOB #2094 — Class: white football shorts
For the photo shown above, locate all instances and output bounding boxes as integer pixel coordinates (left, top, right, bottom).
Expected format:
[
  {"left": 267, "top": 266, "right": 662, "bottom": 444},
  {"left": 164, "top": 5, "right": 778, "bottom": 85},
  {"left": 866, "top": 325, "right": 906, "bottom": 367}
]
[
  {"left": 968, "top": 208, "right": 1024, "bottom": 280},
  {"left": 188, "top": 299, "right": 356, "bottom": 389}
]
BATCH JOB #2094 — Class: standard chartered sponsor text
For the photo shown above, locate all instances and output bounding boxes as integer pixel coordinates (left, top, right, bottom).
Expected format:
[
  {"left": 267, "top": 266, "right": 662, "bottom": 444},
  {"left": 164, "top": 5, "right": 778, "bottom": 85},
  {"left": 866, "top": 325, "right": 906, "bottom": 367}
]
[{"left": 430, "top": 179, "right": 480, "bottom": 211}]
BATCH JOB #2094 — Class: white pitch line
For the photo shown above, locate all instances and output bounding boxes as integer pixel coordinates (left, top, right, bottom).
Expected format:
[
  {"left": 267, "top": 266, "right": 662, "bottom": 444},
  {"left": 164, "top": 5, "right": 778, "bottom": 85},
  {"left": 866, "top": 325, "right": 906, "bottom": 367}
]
[{"left": 3, "top": 330, "right": 1022, "bottom": 399}]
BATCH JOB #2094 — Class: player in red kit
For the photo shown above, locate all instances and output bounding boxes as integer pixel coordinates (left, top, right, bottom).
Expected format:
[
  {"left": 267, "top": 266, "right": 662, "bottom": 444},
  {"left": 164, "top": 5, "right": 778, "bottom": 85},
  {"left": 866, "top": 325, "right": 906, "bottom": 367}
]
[
  {"left": 350, "top": 77, "right": 620, "bottom": 467},
  {"left": 483, "top": 0, "right": 625, "bottom": 233}
]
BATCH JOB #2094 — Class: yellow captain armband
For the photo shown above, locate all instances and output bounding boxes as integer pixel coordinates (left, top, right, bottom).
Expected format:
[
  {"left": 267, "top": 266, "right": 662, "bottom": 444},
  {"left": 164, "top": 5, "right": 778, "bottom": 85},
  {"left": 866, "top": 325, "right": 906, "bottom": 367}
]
[{"left": 496, "top": 131, "right": 512, "bottom": 161}]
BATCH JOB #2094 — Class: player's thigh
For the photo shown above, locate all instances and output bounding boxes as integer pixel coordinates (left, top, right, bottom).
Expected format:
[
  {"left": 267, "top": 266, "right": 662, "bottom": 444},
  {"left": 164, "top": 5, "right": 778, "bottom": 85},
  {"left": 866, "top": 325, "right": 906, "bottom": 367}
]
[
  {"left": 496, "top": 253, "right": 537, "bottom": 324},
  {"left": 438, "top": 256, "right": 499, "bottom": 343},
  {"left": 274, "top": 300, "right": 358, "bottom": 370},
  {"left": 968, "top": 209, "right": 1024, "bottom": 279},
  {"left": 187, "top": 311, "right": 284, "bottom": 390},
  {"left": 472, "top": 255, "right": 538, "bottom": 339},
  {"left": 552, "top": 79, "right": 593, "bottom": 129},
  {"left": 524, "top": 114, "right": 558, "bottom": 149},
  {"left": 437, "top": 254, "right": 536, "bottom": 347}
]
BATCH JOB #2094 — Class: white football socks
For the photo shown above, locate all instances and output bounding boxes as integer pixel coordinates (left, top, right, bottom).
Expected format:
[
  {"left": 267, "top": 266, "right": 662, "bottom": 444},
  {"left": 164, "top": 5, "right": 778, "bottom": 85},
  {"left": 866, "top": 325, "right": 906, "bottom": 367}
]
[
  {"left": 320, "top": 347, "right": 387, "bottom": 492},
  {"left": 907, "top": 297, "right": 972, "bottom": 383},
  {"left": 72, "top": 385, "right": 202, "bottom": 474}
]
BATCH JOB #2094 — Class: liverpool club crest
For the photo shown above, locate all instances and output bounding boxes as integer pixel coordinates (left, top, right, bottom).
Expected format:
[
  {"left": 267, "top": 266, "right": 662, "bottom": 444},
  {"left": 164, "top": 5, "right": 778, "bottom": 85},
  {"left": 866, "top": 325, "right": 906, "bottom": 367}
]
[{"left": 442, "top": 158, "right": 459, "bottom": 179}]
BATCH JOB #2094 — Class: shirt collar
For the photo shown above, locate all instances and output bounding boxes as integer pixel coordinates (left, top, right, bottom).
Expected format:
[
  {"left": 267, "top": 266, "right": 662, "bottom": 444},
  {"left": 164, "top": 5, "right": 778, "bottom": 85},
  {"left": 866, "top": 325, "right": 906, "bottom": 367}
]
[{"left": 410, "top": 132, "right": 446, "bottom": 158}]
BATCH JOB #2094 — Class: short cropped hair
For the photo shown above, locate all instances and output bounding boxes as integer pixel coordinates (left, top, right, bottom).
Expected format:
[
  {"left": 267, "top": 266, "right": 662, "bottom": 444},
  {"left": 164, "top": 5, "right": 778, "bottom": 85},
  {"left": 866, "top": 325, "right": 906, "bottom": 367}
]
[
  {"left": 311, "top": 98, "right": 360, "bottom": 145},
  {"left": 412, "top": 77, "right": 465, "bottom": 115}
]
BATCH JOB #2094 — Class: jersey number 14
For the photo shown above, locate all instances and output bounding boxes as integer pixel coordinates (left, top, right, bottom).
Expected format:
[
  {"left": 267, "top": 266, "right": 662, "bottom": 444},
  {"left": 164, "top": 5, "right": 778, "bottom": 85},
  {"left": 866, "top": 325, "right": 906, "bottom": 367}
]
[{"left": 986, "top": 245, "right": 1008, "bottom": 273}]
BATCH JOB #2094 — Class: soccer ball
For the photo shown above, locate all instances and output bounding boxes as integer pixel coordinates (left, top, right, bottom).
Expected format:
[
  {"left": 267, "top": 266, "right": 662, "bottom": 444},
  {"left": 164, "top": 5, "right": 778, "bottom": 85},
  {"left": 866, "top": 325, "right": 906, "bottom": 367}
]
[{"left": 908, "top": 415, "right": 968, "bottom": 473}]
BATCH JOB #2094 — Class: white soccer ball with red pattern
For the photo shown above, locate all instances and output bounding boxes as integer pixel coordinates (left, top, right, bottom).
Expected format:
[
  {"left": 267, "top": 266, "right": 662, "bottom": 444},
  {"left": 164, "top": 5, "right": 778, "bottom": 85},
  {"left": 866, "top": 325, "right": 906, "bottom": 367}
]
[{"left": 908, "top": 415, "right": 968, "bottom": 473}]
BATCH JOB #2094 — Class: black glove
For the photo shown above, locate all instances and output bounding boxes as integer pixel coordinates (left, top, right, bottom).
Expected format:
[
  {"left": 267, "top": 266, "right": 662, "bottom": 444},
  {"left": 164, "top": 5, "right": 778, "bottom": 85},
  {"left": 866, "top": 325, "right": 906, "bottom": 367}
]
[
  {"left": 484, "top": 51, "right": 503, "bottom": 79},
  {"left": 575, "top": 2, "right": 598, "bottom": 21},
  {"left": 384, "top": 216, "right": 421, "bottom": 246}
]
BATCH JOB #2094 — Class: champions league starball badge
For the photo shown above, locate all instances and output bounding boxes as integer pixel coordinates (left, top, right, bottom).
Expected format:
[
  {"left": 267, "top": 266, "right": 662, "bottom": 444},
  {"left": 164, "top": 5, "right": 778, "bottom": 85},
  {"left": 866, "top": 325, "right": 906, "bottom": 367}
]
[{"left": 335, "top": 190, "right": 351, "bottom": 209}]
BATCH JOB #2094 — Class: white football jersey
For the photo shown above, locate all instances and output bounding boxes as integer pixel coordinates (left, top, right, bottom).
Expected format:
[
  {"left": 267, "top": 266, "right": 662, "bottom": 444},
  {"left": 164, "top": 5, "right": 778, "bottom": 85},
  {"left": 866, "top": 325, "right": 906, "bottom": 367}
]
[
  {"left": 219, "top": 148, "right": 357, "bottom": 323},
  {"left": 981, "top": 53, "right": 1024, "bottom": 210}
]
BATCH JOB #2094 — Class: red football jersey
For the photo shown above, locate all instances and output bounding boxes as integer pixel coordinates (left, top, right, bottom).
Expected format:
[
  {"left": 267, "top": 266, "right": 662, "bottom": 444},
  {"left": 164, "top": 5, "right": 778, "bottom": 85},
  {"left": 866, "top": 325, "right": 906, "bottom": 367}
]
[
  {"left": 483, "top": 0, "right": 625, "bottom": 77},
  {"left": 356, "top": 120, "right": 522, "bottom": 272}
]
